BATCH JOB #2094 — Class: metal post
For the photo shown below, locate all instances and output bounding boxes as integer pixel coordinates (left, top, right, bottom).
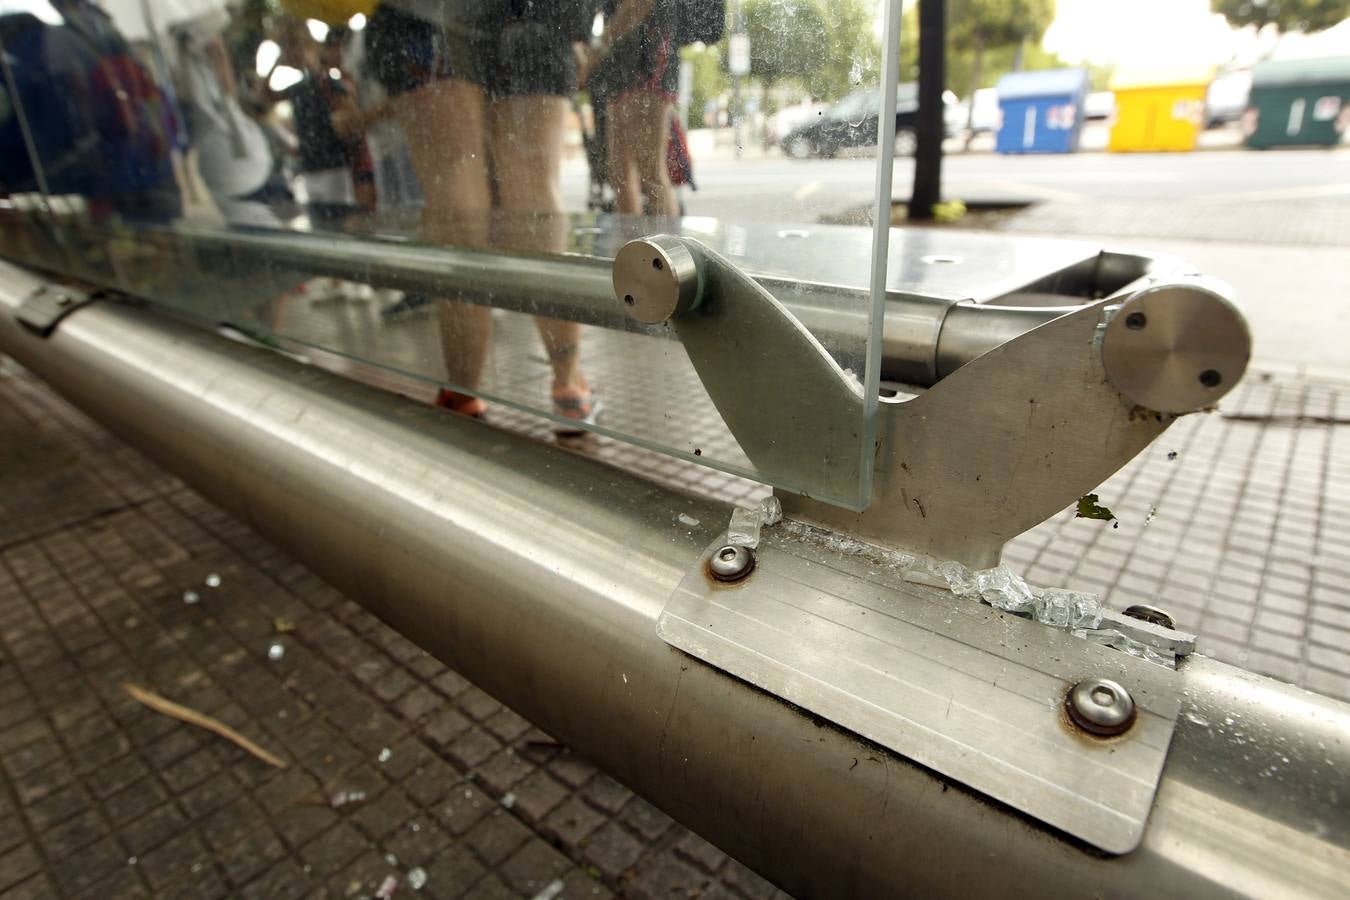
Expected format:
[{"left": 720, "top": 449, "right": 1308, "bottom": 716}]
[
  {"left": 910, "top": 0, "right": 945, "bottom": 220},
  {"left": 0, "top": 260, "right": 1346, "bottom": 899}
]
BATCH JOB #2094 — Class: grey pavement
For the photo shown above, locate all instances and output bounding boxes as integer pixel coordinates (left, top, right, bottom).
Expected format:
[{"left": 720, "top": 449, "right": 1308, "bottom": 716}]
[{"left": 0, "top": 359, "right": 785, "bottom": 900}]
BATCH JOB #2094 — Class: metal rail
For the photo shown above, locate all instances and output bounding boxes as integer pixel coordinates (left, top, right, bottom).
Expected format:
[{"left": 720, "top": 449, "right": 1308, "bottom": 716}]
[
  {"left": 8, "top": 216, "right": 1071, "bottom": 385},
  {"left": 0, "top": 261, "right": 1345, "bottom": 898}
]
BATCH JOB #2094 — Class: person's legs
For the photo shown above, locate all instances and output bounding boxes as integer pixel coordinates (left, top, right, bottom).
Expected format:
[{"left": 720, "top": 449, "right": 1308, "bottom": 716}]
[
  {"left": 607, "top": 95, "right": 643, "bottom": 214},
  {"left": 632, "top": 94, "right": 677, "bottom": 215},
  {"left": 491, "top": 94, "right": 587, "bottom": 394},
  {"left": 397, "top": 79, "right": 493, "bottom": 395}
]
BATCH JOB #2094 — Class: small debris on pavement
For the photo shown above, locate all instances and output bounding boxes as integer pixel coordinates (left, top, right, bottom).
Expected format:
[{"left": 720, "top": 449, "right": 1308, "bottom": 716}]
[
  {"left": 532, "top": 879, "right": 565, "bottom": 900},
  {"left": 123, "top": 683, "right": 288, "bottom": 768},
  {"left": 407, "top": 867, "right": 428, "bottom": 891},
  {"left": 205, "top": 572, "right": 222, "bottom": 587},
  {"left": 375, "top": 875, "right": 399, "bottom": 898},
  {"left": 273, "top": 617, "right": 296, "bottom": 634},
  {"left": 267, "top": 643, "right": 286, "bottom": 661},
  {"left": 378, "top": 747, "right": 392, "bottom": 763},
  {"left": 182, "top": 590, "right": 199, "bottom": 605},
  {"left": 384, "top": 853, "right": 399, "bottom": 867},
  {"left": 1075, "top": 493, "right": 1118, "bottom": 527},
  {"left": 329, "top": 789, "right": 367, "bottom": 809},
  {"left": 500, "top": 792, "right": 516, "bottom": 810}
]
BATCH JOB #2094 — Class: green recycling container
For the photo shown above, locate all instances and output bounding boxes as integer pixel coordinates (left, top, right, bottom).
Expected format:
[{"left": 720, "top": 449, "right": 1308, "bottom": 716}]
[{"left": 1244, "top": 56, "right": 1350, "bottom": 149}]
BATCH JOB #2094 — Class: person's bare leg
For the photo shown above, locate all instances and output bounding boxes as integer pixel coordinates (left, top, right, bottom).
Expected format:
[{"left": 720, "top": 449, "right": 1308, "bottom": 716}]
[
  {"left": 397, "top": 80, "right": 492, "bottom": 391},
  {"left": 611, "top": 91, "right": 676, "bottom": 216},
  {"left": 492, "top": 95, "right": 586, "bottom": 393},
  {"left": 607, "top": 95, "right": 644, "bottom": 215}
]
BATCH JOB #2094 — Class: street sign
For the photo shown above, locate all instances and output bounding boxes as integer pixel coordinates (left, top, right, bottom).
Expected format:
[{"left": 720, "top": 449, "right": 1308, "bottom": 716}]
[{"left": 729, "top": 32, "right": 750, "bottom": 76}]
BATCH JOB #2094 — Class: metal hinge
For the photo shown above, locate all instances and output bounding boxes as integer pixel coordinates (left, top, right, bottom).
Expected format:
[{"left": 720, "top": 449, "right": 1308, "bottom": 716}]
[{"left": 16, "top": 284, "right": 100, "bottom": 336}]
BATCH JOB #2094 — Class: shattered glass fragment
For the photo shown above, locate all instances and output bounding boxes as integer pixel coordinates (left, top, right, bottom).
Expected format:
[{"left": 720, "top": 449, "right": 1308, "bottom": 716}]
[
  {"left": 727, "top": 506, "right": 762, "bottom": 548},
  {"left": 974, "top": 566, "right": 1036, "bottom": 614},
  {"left": 758, "top": 495, "right": 783, "bottom": 526},
  {"left": 934, "top": 560, "right": 979, "bottom": 598},
  {"left": 407, "top": 867, "right": 428, "bottom": 890},
  {"left": 182, "top": 590, "right": 199, "bottom": 605},
  {"left": 377, "top": 747, "right": 392, "bottom": 763},
  {"left": 375, "top": 875, "right": 399, "bottom": 899},
  {"left": 205, "top": 573, "right": 222, "bottom": 588},
  {"left": 1034, "top": 588, "right": 1102, "bottom": 629},
  {"left": 267, "top": 643, "right": 285, "bottom": 661},
  {"left": 1074, "top": 627, "right": 1176, "bottom": 668}
]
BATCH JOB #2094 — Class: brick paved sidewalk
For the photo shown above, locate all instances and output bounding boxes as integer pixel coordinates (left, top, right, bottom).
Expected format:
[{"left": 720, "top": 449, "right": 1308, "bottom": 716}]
[
  {"left": 0, "top": 361, "right": 785, "bottom": 899},
  {"left": 3, "top": 352, "right": 1349, "bottom": 899}
]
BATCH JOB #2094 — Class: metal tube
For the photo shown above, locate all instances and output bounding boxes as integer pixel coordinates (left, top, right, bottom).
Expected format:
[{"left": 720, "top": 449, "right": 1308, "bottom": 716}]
[
  {"left": 1, "top": 263, "right": 1345, "bottom": 899},
  {"left": 144, "top": 224, "right": 1045, "bottom": 385}
]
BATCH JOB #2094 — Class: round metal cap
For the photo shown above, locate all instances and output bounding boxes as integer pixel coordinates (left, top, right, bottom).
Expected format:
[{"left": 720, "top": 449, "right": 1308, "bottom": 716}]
[
  {"left": 613, "top": 236, "right": 702, "bottom": 325},
  {"left": 709, "top": 544, "right": 754, "bottom": 582},
  {"left": 1066, "top": 678, "right": 1136, "bottom": 737},
  {"left": 1122, "top": 604, "right": 1176, "bottom": 630},
  {"left": 1100, "top": 281, "right": 1251, "bottom": 415}
]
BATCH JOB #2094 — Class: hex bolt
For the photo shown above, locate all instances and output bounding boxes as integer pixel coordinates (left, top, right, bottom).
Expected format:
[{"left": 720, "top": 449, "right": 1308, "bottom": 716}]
[
  {"left": 1122, "top": 604, "right": 1176, "bottom": 630},
  {"left": 709, "top": 544, "right": 754, "bottom": 582},
  {"left": 1066, "top": 678, "right": 1136, "bottom": 737}
]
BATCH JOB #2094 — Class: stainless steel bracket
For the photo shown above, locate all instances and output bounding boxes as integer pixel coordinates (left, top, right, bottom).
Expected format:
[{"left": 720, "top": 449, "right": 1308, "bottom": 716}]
[
  {"left": 613, "top": 235, "right": 1251, "bottom": 567},
  {"left": 15, "top": 283, "right": 99, "bottom": 336},
  {"left": 658, "top": 527, "right": 1183, "bottom": 855}
]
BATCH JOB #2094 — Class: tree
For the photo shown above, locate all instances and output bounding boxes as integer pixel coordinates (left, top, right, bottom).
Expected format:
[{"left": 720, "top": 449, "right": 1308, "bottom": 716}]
[
  {"left": 807, "top": 0, "right": 881, "bottom": 102},
  {"left": 948, "top": 0, "right": 1055, "bottom": 143},
  {"left": 1213, "top": 0, "right": 1350, "bottom": 35},
  {"left": 743, "top": 0, "right": 826, "bottom": 91},
  {"left": 682, "top": 44, "right": 729, "bottom": 129}
]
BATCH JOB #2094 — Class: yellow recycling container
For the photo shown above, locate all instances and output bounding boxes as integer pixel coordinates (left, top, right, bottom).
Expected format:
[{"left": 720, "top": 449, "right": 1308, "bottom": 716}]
[{"left": 1108, "top": 66, "right": 1214, "bottom": 152}]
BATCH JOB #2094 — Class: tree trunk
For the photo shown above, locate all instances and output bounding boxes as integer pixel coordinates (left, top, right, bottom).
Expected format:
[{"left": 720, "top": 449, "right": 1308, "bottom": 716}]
[
  {"left": 962, "top": 35, "right": 984, "bottom": 151},
  {"left": 909, "top": 0, "right": 944, "bottom": 221}
]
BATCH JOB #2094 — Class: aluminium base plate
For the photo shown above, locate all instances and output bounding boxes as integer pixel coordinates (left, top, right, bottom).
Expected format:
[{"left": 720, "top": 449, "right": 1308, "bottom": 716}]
[{"left": 657, "top": 525, "right": 1181, "bottom": 854}]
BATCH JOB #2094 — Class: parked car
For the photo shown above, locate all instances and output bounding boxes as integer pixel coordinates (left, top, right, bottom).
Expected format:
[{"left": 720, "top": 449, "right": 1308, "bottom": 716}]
[
  {"left": 1085, "top": 90, "right": 1116, "bottom": 120},
  {"left": 1206, "top": 70, "right": 1252, "bottom": 128},
  {"left": 780, "top": 84, "right": 955, "bottom": 158}
]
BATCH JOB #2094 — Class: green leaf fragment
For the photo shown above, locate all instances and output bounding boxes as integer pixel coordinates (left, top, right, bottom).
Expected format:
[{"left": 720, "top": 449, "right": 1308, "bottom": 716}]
[{"left": 1075, "top": 493, "right": 1117, "bottom": 522}]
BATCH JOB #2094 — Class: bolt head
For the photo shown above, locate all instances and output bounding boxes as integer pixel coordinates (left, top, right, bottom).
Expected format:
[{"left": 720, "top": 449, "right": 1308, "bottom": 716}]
[
  {"left": 1122, "top": 604, "right": 1176, "bottom": 630},
  {"left": 1067, "top": 678, "right": 1136, "bottom": 736},
  {"left": 709, "top": 544, "right": 754, "bottom": 582}
]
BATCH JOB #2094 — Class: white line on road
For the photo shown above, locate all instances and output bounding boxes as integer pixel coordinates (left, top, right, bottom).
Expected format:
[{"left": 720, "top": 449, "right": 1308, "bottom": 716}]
[{"left": 793, "top": 180, "right": 823, "bottom": 201}]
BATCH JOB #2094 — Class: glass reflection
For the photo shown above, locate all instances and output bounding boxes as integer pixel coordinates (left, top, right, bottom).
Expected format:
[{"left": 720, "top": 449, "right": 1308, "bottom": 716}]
[{"left": 0, "top": 0, "right": 893, "bottom": 507}]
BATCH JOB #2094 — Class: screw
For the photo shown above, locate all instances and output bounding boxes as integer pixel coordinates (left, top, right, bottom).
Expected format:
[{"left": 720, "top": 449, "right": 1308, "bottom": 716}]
[
  {"left": 1122, "top": 604, "right": 1176, "bottom": 630},
  {"left": 1067, "top": 678, "right": 1136, "bottom": 737},
  {"left": 709, "top": 544, "right": 754, "bottom": 582},
  {"left": 1125, "top": 311, "right": 1147, "bottom": 330}
]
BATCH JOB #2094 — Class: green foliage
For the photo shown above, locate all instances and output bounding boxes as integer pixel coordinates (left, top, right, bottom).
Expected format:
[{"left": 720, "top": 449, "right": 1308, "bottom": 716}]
[
  {"left": 743, "top": 0, "right": 827, "bottom": 86},
  {"left": 948, "top": 0, "right": 1057, "bottom": 52},
  {"left": 1213, "top": 0, "right": 1350, "bottom": 34},
  {"left": 806, "top": 0, "right": 882, "bottom": 102},
  {"left": 682, "top": 44, "right": 728, "bottom": 129},
  {"left": 717, "top": 0, "right": 879, "bottom": 103}
]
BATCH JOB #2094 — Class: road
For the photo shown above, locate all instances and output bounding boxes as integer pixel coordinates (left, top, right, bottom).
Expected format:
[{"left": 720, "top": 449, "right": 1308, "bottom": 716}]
[
  {"left": 562, "top": 144, "right": 1350, "bottom": 225},
  {"left": 561, "top": 142, "right": 1349, "bottom": 375}
]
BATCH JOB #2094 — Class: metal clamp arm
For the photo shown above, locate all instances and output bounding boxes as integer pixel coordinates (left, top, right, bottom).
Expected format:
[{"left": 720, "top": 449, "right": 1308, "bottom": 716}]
[{"left": 614, "top": 235, "right": 867, "bottom": 499}]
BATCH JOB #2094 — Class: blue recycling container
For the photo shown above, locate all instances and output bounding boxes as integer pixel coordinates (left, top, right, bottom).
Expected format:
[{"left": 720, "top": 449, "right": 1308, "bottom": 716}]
[{"left": 995, "top": 69, "right": 1090, "bottom": 154}]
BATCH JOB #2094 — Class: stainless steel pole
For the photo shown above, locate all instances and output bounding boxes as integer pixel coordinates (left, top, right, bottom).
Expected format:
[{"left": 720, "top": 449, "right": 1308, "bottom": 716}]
[
  {"left": 50, "top": 222, "right": 1062, "bottom": 386},
  {"left": 1, "top": 262, "right": 1344, "bottom": 899}
]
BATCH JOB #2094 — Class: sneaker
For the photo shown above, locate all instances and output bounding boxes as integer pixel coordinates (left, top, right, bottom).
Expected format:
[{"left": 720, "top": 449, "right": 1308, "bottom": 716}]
[
  {"left": 434, "top": 388, "right": 487, "bottom": 419},
  {"left": 551, "top": 385, "right": 601, "bottom": 436}
]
